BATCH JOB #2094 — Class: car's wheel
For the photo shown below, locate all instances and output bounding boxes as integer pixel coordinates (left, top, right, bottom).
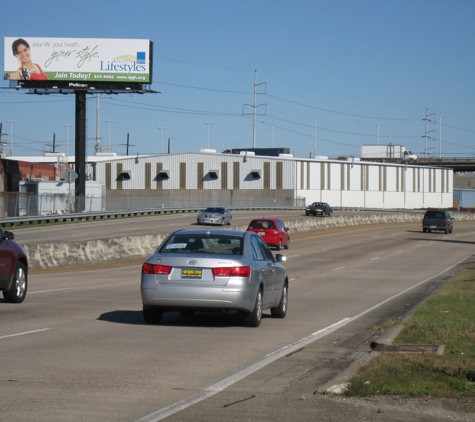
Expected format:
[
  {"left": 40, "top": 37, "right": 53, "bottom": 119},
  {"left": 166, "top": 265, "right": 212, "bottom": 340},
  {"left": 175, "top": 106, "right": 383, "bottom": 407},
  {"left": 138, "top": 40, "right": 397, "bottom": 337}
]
[
  {"left": 276, "top": 239, "right": 282, "bottom": 251},
  {"left": 423, "top": 228, "right": 427, "bottom": 233},
  {"left": 143, "top": 306, "right": 163, "bottom": 324},
  {"left": 449, "top": 227, "right": 453, "bottom": 234},
  {"left": 271, "top": 282, "right": 288, "bottom": 318},
  {"left": 445, "top": 228, "right": 449, "bottom": 234},
  {"left": 245, "top": 288, "right": 262, "bottom": 327},
  {"left": 3, "top": 262, "right": 27, "bottom": 303},
  {"left": 428, "top": 229, "right": 432, "bottom": 233},
  {"left": 221, "top": 218, "right": 226, "bottom": 226},
  {"left": 228, "top": 218, "right": 232, "bottom": 226},
  {"left": 284, "top": 237, "right": 290, "bottom": 249}
]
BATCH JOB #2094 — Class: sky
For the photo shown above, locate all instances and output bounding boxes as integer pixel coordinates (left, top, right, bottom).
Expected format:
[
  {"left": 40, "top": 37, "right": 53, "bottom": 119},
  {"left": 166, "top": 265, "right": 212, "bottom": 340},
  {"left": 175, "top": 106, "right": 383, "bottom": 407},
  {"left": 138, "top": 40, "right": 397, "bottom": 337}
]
[{"left": 0, "top": 0, "right": 474, "bottom": 160}]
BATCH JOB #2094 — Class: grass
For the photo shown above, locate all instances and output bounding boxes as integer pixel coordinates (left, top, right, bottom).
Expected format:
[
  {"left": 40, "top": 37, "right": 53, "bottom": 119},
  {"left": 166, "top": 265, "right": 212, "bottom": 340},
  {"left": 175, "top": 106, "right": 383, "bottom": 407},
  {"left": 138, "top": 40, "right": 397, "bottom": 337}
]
[{"left": 346, "top": 261, "right": 475, "bottom": 410}]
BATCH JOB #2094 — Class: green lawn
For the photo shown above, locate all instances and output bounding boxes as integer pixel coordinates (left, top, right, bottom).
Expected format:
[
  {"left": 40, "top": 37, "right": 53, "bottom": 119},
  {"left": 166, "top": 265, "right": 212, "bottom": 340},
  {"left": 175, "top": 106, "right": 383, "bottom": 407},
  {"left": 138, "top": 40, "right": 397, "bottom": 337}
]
[{"left": 346, "top": 261, "right": 475, "bottom": 411}]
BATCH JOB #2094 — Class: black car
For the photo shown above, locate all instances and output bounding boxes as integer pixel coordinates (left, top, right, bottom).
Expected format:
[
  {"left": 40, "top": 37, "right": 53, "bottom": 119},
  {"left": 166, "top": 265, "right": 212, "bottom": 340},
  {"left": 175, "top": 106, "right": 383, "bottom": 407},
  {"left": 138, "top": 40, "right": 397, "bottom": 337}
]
[
  {"left": 305, "top": 202, "right": 332, "bottom": 217},
  {"left": 422, "top": 210, "right": 454, "bottom": 234}
]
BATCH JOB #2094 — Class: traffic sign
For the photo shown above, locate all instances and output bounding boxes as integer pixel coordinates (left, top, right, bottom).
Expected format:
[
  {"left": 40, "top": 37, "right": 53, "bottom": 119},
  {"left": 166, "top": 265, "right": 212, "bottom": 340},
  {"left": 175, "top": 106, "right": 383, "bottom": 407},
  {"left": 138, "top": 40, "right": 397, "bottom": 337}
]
[{"left": 64, "top": 168, "right": 78, "bottom": 184}]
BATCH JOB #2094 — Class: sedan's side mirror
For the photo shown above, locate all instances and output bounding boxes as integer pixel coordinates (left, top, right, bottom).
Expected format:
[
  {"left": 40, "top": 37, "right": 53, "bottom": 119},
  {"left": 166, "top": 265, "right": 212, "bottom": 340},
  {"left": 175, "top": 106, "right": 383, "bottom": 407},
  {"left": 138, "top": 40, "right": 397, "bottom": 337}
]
[
  {"left": 275, "top": 254, "right": 286, "bottom": 263},
  {"left": 4, "top": 231, "right": 14, "bottom": 240}
]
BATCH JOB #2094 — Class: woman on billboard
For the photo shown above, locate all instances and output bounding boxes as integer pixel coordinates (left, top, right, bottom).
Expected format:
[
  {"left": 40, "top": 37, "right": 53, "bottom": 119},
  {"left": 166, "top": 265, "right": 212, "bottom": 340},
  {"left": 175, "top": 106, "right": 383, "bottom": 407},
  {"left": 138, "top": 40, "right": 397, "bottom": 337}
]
[{"left": 7, "top": 38, "right": 48, "bottom": 81}]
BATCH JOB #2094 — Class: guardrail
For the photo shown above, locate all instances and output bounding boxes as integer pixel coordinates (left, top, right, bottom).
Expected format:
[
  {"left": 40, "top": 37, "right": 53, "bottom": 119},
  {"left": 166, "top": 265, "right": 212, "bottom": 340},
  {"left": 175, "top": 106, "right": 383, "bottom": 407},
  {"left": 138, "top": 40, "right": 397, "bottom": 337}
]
[
  {"left": 0, "top": 206, "right": 432, "bottom": 229},
  {"left": 0, "top": 205, "right": 305, "bottom": 228}
]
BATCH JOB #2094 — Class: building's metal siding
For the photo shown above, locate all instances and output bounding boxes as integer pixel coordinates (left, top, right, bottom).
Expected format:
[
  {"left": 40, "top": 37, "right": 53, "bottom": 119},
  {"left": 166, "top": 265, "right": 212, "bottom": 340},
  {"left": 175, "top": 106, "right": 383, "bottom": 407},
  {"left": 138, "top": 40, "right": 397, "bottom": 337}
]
[{"left": 92, "top": 153, "right": 453, "bottom": 209}]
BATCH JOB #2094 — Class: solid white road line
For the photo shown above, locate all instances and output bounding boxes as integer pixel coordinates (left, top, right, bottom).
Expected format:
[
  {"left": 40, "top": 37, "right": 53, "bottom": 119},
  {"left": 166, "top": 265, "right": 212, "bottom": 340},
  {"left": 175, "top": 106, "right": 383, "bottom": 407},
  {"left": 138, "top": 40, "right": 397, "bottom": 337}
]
[
  {"left": 0, "top": 328, "right": 50, "bottom": 340},
  {"left": 135, "top": 319, "right": 351, "bottom": 422},
  {"left": 135, "top": 252, "right": 475, "bottom": 422},
  {"left": 29, "top": 288, "right": 73, "bottom": 294}
]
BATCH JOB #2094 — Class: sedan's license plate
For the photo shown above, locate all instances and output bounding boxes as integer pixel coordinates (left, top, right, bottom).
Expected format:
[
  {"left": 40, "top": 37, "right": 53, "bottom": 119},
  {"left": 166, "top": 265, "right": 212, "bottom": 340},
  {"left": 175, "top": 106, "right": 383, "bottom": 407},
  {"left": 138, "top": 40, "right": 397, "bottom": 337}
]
[
  {"left": 182, "top": 269, "right": 202, "bottom": 279},
  {"left": 258, "top": 232, "right": 265, "bottom": 235}
]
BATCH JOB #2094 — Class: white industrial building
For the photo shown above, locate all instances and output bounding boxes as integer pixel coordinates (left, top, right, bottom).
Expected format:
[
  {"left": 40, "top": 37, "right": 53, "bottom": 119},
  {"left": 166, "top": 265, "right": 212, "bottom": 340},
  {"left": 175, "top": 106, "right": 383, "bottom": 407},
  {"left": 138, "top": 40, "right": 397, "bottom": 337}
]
[{"left": 84, "top": 151, "right": 452, "bottom": 210}]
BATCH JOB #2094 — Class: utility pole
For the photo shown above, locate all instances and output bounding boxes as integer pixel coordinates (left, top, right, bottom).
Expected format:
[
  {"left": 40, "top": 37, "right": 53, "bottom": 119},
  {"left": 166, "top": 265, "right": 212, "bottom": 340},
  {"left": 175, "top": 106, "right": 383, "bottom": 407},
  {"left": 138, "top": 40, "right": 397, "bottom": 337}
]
[
  {"left": 46, "top": 133, "right": 60, "bottom": 153},
  {"left": 0, "top": 123, "right": 7, "bottom": 158},
  {"left": 423, "top": 109, "right": 436, "bottom": 158},
  {"left": 314, "top": 117, "right": 318, "bottom": 157},
  {"left": 6, "top": 120, "right": 15, "bottom": 156},
  {"left": 88, "top": 94, "right": 111, "bottom": 154},
  {"left": 439, "top": 114, "right": 443, "bottom": 159},
  {"left": 120, "top": 133, "right": 136, "bottom": 156},
  {"left": 242, "top": 70, "right": 267, "bottom": 148}
]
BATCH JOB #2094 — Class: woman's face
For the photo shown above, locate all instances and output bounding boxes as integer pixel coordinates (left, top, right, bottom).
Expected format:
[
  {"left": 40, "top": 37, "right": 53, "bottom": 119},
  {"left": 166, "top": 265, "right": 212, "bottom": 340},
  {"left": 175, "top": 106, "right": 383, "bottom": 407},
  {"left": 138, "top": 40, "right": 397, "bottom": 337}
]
[{"left": 15, "top": 44, "right": 31, "bottom": 63}]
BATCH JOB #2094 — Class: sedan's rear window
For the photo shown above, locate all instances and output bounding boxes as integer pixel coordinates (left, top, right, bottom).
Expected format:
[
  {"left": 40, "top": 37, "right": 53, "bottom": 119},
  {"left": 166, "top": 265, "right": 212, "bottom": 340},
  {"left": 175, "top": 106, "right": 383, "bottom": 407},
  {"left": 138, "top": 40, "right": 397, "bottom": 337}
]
[
  {"left": 249, "top": 220, "right": 275, "bottom": 229},
  {"left": 159, "top": 234, "right": 242, "bottom": 255},
  {"left": 425, "top": 211, "right": 445, "bottom": 219}
]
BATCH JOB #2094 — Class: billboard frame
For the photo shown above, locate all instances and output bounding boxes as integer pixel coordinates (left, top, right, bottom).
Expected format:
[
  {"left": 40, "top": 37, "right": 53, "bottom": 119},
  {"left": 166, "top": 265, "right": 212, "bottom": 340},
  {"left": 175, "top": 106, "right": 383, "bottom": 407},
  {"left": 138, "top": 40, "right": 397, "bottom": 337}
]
[{"left": 2, "top": 39, "right": 157, "bottom": 210}]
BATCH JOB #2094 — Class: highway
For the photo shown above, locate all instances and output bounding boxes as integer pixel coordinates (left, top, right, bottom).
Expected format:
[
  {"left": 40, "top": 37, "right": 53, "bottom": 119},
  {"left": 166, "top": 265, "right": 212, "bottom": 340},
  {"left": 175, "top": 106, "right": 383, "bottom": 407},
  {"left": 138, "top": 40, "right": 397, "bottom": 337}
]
[
  {"left": 10, "top": 209, "right": 409, "bottom": 245},
  {"left": 1, "top": 214, "right": 474, "bottom": 421},
  {"left": 10, "top": 209, "right": 323, "bottom": 244}
]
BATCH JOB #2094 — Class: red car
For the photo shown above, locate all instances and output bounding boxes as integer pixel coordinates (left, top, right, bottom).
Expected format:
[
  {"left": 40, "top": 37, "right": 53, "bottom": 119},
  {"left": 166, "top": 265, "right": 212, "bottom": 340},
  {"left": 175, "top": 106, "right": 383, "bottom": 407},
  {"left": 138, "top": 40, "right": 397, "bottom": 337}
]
[
  {"left": 0, "top": 228, "right": 28, "bottom": 303},
  {"left": 247, "top": 218, "right": 290, "bottom": 250}
]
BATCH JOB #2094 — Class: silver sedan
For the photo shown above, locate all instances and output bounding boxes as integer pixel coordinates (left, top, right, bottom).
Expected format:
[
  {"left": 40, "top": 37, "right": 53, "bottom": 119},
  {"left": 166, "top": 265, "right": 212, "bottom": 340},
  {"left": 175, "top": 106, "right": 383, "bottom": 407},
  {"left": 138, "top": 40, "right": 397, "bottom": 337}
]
[
  {"left": 141, "top": 229, "right": 288, "bottom": 327},
  {"left": 196, "top": 207, "right": 232, "bottom": 225}
]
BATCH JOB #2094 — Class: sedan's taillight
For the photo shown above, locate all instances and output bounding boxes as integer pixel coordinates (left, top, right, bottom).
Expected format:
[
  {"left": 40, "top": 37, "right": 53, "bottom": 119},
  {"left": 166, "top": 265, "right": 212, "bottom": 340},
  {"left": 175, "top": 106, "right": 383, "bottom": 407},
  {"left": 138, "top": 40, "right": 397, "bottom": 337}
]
[
  {"left": 213, "top": 266, "right": 251, "bottom": 277},
  {"left": 142, "top": 263, "right": 172, "bottom": 275}
]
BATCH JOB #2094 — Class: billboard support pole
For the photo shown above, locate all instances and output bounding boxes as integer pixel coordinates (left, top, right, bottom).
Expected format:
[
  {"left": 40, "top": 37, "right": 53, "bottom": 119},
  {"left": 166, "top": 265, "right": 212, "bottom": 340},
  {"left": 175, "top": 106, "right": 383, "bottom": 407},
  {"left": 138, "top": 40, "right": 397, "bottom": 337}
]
[{"left": 75, "top": 91, "right": 86, "bottom": 213}]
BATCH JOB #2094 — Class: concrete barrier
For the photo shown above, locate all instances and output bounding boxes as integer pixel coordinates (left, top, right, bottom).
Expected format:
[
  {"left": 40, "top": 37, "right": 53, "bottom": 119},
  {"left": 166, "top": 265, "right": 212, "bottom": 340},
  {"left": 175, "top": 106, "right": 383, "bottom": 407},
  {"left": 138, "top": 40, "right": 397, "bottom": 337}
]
[{"left": 23, "top": 212, "right": 474, "bottom": 270}]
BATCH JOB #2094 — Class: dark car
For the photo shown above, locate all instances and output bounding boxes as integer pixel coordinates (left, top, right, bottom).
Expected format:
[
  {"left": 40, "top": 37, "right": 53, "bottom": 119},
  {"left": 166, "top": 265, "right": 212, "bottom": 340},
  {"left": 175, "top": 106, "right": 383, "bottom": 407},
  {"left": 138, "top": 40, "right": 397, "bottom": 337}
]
[
  {"left": 141, "top": 229, "right": 288, "bottom": 327},
  {"left": 422, "top": 210, "right": 454, "bottom": 234},
  {"left": 246, "top": 218, "right": 290, "bottom": 250},
  {"left": 0, "top": 228, "right": 28, "bottom": 303},
  {"left": 305, "top": 202, "right": 332, "bottom": 217}
]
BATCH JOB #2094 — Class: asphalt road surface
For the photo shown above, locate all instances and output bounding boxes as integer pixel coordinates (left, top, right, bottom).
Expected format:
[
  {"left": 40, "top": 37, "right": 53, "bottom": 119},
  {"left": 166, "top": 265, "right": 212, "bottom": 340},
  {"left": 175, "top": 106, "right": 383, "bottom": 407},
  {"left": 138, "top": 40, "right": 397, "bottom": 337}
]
[
  {"left": 10, "top": 209, "right": 394, "bottom": 244},
  {"left": 1, "top": 216, "right": 474, "bottom": 421}
]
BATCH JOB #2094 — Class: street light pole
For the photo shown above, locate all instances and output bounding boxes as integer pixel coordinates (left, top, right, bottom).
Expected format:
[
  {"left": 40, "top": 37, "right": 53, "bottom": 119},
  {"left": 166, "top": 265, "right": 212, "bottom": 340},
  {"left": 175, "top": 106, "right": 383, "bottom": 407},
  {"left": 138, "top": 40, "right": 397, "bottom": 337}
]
[
  {"left": 105, "top": 120, "right": 113, "bottom": 152},
  {"left": 439, "top": 114, "right": 443, "bottom": 159},
  {"left": 64, "top": 124, "right": 71, "bottom": 160},
  {"left": 205, "top": 121, "right": 212, "bottom": 149},
  {"left": 376, "top": 123, "right": 380, "bottom": 145},
  {"left": 7, "top": 120, "right": 15, "bottom": 156},
  {"left": 314, "top": 117, "right": 318, "bottom": 157},
  {"left": 270, "top": 126, "right": 274, "bottom": 148},
  {"left": 158, "top": 126, "right": 166, "bottom": 153}
]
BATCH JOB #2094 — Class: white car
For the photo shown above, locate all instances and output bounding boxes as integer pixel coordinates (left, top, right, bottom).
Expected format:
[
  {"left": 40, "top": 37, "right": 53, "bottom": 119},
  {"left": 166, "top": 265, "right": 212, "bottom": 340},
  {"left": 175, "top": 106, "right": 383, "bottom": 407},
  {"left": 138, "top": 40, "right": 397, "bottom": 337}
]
[
  {"left": 197, "top": 207, "right": 232, "bottom": 225},
  {"left": 141, "top": 229, "right": 288, "bottom": 327}
]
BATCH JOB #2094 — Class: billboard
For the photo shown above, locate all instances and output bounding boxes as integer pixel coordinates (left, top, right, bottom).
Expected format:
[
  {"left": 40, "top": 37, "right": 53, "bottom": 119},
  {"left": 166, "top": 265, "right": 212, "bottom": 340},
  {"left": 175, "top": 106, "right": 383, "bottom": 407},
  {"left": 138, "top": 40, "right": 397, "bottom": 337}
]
[{"left": 4, "top": 37, "right": 152, "bottom": 85}]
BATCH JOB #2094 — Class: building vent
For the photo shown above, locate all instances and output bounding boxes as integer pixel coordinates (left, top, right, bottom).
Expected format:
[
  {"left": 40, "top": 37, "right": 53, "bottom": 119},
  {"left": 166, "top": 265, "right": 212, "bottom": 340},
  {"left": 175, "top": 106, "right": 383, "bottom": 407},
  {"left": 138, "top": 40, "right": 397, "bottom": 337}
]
[
  {"left": 158, "top": 170, "right": 170, "bottom": 180},
  {"left": 251, "top": 169, "right": 261, "bottom": 179},
  {"left": 208, "top": 169, "right": 219, "bottom": 179},
  {"left": 120, "top": 170, "right": 132, "bottom": 180}
]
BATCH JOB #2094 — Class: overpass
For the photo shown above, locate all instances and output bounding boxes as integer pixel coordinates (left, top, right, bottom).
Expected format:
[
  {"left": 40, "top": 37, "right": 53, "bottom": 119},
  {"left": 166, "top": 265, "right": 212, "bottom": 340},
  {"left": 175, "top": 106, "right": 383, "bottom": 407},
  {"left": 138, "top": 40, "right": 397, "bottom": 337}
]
[{"left": 362, "top": 157, "right": 475, "bottom": 172}]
